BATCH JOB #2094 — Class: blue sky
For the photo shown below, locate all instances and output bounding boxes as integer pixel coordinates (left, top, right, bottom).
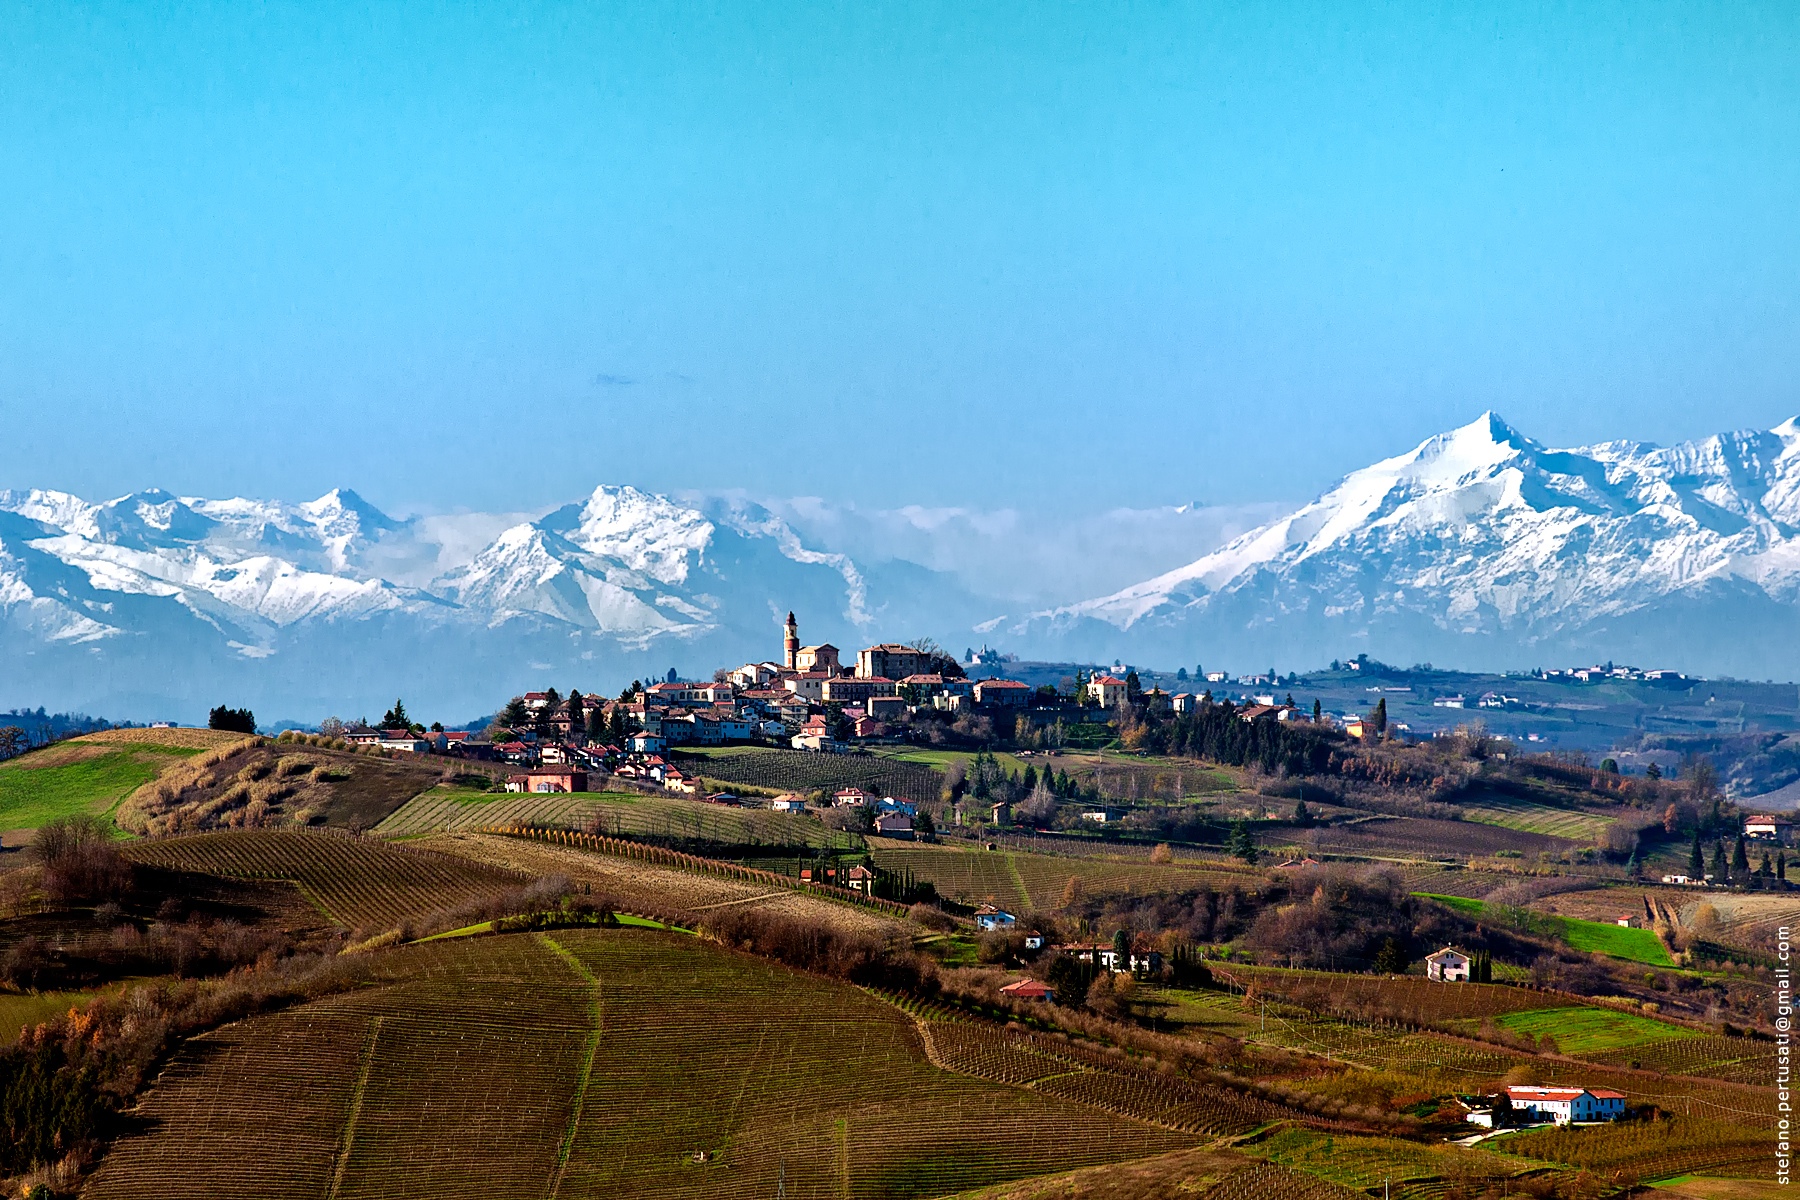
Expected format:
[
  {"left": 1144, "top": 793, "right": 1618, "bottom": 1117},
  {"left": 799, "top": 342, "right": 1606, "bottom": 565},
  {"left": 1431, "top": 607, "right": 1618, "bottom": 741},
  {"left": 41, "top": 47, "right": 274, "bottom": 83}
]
[{"left": 2, "top": 2, "right": 1796, "bottom": 517}]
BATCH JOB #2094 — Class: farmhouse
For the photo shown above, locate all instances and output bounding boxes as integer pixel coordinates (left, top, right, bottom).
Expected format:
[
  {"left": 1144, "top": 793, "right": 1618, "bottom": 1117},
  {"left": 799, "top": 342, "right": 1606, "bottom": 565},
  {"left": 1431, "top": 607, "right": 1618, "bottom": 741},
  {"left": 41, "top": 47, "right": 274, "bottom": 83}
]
[
  {"left": 504, "top": 767, "right": 589, "bottom": 794},
  {"left": 1504, "top": 1085, "right": 1625, "bottom": 1125},
  {"left": 999, "top": 979, "right": 1055, "bottom": 1003},
  {"left": 845, "top": 864, "right": 877, "bottom": 893},
  {"left": 768, "top": 793, "right": 809, "bottom": 814},
  {"left": 1425, "top": 947, "right": 1472, "bottom": 982},
  {"left": 1746, "top": 814, "right": 1794, "bottom": 843},
  {"left": 973, "top": 905, "right": 1016, "bottom": 931},
  {"left": 872, "top": 813, "right": 914, "bottom": 839}
]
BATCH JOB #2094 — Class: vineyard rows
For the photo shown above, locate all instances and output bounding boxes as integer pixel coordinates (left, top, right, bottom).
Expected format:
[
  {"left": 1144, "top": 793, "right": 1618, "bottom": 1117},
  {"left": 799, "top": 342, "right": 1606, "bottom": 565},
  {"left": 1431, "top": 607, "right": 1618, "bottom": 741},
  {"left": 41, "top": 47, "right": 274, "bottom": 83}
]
[
  {"left": 1215, "top": 964, "right": 1566, "bottom": 1023},
  {"left": 1499, "top": 1115, "right": 1772, "bottom": 1182},
  {"left": 485, "top": 825, "right": 914, "bottom": 918},
  {"left": 124, "top": 829, "right": 526, "bottom": 929},
  {"left": 90, "top": 930, "right": 1196, "bottom": 1199},
  {"left": 679, "top": 748, "right": 943, "bottom": 804},
  {"left": 1197, "top": 1163, "right": 1366, "bottom": 1200},
  {"left": 376, "top": 789, "right": 855, "bottom": 850},
  {"left": 868, "top": 842, "right": 1257, "bottom": 911},
  {"left": 1579, "top": 1033, "right": 1778, "bottom": 1085},
  {"left": 916, "top": 1017, "right": 1301, "bottom": 1137}
]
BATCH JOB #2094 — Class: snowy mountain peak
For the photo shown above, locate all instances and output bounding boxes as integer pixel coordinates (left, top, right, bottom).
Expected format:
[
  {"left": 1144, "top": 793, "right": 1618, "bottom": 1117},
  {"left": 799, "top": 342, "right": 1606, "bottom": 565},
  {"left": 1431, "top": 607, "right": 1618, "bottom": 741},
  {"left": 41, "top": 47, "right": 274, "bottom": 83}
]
[
  {"left": 1017, "top": 413, "right": 1800, "bottom": 677},
  {"left": 541, "top": 484, "right": 716, "bottom": 586}
]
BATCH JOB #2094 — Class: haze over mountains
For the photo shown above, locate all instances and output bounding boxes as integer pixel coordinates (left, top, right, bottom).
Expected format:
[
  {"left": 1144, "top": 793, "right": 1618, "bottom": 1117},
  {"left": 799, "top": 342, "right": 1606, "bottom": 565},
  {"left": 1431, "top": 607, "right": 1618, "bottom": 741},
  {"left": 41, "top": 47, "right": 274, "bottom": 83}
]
[{"left": 4, "top": 412, "right": 1800, "bottom": 722}]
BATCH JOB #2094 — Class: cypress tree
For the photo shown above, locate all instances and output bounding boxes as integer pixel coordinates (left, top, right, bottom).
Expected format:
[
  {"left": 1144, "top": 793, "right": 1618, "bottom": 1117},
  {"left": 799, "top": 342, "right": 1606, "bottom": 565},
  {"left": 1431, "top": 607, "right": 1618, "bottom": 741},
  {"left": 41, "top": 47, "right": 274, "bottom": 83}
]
[
  {"left": 1733, "top": 835, "right": 1751, "bottom": 875},
  {"left": 1689, "top": 828, "right": 1704, "bottom": 876},
  {"left": 1711, "top": 840, "right": 1728, "bottom": 882}
]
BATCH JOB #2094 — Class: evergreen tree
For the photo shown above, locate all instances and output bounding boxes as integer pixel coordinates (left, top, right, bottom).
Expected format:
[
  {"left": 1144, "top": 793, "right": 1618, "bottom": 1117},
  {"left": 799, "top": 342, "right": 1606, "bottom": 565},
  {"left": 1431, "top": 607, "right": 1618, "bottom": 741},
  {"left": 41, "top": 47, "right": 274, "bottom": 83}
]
[
  {"left": 1646, "top": 763, "right": 1663, "bottom": 781},
  {"left": 1690, "top": 827, "right": 1705, "bottom": 876},
  {"left": 586, "top": 707, "right": 606, "bottom": 741},
  {"left": 1626, "top": 846, "right": 1639, "bottom": 878},
  {"left": 1733, "top": 834, "right": 1751, "bottom": 876},
  {"left": 1021, "top": 764, "right": 1037, "bottom": 793},
  {"left": 566, "top": 690, "right": 584, "bottom": 737},
  {"left": 1760, "top": 849, "right": 1774, "bottom": 878},
  {"left": 1711, "top": 840, "right": 1728, "bottom": 882},
  {"left": 1124, "top": 670, "right": 1141, "bottom": 699},
  {"left": 1372, "top": 937, "right": 1406, "bottom": 974},
  {"left": 500, "top": 697, "right": 529, "bottom": 728},
  {"left": 1228, "top": 820, "right": 1258, "bottom": 865},
  {"left": 381, "top": 698, "right": 410, "bottom": 729},
  {"left": 1293, "top": 799, "right": 1311, "bottom": 827},
  {"left": 1312, "top": 698, "right": 1322, "bottom": 723},
  {"left": 1780, "top": 851, "right": 1788, "bottom": 883},
  {"left": 1176, "top": 667, "right": 1188, "bottom": 681},
  {"left": 1284, "top": 693, "right": 1296, "bottom": 708}
]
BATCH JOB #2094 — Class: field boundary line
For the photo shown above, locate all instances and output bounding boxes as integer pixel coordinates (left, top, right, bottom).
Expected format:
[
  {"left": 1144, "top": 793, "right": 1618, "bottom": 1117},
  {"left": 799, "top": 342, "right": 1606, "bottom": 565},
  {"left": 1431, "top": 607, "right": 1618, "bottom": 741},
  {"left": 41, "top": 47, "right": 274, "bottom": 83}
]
[
  {"left": 327, "top": 1014, "right": 383, "bottom": 1200},
  {"left": 539, "top": 932, "right": 604, "bottom": 1200}
]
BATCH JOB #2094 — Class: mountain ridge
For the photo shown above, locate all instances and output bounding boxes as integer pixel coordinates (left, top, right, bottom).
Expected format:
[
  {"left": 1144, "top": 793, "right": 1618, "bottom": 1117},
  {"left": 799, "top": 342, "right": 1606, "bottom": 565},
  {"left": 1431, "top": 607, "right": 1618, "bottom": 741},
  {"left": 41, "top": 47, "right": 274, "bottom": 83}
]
[{"left": 1007, "top": 412, "right": 1800, "bottom": 676}]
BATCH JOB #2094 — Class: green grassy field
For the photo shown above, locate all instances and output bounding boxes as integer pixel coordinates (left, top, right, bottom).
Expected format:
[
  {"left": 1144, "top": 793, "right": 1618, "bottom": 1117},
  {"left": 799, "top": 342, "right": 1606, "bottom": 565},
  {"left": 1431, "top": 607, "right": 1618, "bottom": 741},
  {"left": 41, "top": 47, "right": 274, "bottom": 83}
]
[
  {"left": 0, "top": 741, "right": 205, "bottom": 831},
  {"left": 86, "top": 929, "right": 1194, "bottom": 1199},
  {"left": 1415, "top": 893, "right": 1676, "bottom": 966},
  {"left": 1553, "top": 914, "right": 1676, "bottom": 966},
  {"left": 1489, "top": 1006, "right": 1699, "bottom": 1055},
  {"left": 871, "top": 747, "right": 1034, "bottom": 774}
]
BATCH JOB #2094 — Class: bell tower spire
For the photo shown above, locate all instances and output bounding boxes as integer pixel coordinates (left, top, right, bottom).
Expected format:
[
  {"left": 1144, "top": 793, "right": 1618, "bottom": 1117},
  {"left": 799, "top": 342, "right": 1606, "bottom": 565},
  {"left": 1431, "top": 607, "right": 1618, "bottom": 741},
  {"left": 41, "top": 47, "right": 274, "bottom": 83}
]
[{"left": 783, "top": 611, "right": 799, "bottom": 671}]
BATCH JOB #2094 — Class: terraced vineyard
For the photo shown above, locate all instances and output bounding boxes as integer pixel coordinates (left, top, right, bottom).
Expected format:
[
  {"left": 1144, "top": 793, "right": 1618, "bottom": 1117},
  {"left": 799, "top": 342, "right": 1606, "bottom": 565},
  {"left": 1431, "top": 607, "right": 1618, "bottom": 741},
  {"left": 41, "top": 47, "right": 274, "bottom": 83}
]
[
  {"left": 87, "top": 929, "right": 1196, "bottom": 1199},
  {"left": 123, "top": 829, "right": 525, "bottom": 929},
  {"left": 676, "top": 747, "right": 944, "bottom": 804},
  {"left": 377, "top": 787, "right": 857, "bottom": 850}
]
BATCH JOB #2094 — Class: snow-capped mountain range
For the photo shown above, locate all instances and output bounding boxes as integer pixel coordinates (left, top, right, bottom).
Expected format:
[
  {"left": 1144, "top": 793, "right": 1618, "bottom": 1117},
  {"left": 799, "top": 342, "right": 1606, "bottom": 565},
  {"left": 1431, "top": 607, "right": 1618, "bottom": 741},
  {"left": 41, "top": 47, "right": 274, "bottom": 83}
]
[
  {"left": 6, "top": 412, "right": 1800, "bottom": 721},
  {"left": 1010, "top": 412, "right": 1800, "bottom": 676},
  {"left": 0, "top": 484, "right": 940, "bottom": 720}
]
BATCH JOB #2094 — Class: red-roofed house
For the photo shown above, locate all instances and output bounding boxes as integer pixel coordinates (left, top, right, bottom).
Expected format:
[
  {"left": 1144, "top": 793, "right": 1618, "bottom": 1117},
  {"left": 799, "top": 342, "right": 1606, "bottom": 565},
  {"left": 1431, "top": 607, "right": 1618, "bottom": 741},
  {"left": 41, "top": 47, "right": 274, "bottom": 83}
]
[
  {"left": 973, "top": 678, "right": 1031, "bottom": 708},
  {"left": 504, "top": 767, "right": 589, "bottom": 794},
  {"left": 999, "top": 979, "right": 1056, "bottom": 1003},
  {"left": 1505, "top": 1086, "right": 1625, "bottom": 1124}
]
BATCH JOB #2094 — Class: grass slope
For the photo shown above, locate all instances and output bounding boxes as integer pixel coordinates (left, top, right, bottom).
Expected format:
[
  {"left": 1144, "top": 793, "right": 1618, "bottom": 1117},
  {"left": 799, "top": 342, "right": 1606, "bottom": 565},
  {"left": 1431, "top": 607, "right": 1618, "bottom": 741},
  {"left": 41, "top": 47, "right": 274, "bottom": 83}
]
[
  {"left": 0, "top": 739, "right": 209, "bottom": 832},
  {"left": 1415, "top": 893, "right": 1676, "bottom": 966},
  {"left": 87, "top": 930, "right": 1193, "bottom": 1199},
  {"left": 1491, "top": 1006, "right": 1699, "bottom": 1055}
]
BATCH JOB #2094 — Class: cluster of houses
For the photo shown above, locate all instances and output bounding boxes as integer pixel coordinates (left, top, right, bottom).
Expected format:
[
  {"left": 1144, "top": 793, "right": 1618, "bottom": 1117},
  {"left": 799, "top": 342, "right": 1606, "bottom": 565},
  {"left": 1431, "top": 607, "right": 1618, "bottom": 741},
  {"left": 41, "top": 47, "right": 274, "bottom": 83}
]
[{"left": 1534, "top": 664, "right": 1687, "bottom": 684}]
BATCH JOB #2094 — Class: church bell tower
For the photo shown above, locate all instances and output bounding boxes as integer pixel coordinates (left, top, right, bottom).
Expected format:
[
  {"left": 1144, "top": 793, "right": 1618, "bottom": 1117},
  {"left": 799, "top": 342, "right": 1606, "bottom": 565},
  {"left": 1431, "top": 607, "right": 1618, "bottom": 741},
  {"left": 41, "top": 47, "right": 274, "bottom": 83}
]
[{"left": 783, "top": 611, "right": 799, "bottom": 670}]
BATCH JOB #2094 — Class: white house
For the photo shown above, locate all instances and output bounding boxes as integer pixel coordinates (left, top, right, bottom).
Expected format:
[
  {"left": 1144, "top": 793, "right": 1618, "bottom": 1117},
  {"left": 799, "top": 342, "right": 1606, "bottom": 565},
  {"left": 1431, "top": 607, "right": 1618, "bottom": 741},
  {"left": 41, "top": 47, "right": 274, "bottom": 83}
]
[
  {"left": 973, "top": 905, "right": 1016, "bottom": 931},
  {"left": 1746, "top": 814, "right": 1792, "bottom": 843},
  {"left": 1425, "top": 947, "right": 1472, "bottom": 982},
  {"left": 1505, "top": 1086, "right": 1626, "bottom": 1125},
  {"left": 768, "top": 794, "right": 809, "bottom": 814}
]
